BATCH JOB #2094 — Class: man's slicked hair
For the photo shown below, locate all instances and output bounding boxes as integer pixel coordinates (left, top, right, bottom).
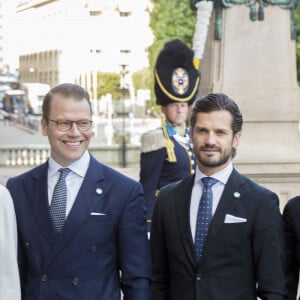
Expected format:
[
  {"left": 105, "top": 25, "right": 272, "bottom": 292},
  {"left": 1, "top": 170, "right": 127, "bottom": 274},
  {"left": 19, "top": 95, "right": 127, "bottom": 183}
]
[
  {"left": 42, "top": 83, "right": 92, "bottom": 120},
  {"left": 190, "top": 93, "right": 243, "bottom": 135}
]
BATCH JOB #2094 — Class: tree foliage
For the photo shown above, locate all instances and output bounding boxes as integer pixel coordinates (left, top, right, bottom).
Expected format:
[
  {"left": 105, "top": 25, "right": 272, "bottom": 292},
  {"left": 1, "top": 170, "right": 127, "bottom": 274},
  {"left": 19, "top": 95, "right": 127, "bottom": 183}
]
[
  {"left": 132, "top": 68, "right": 152, "bottom": 91},
  {"left": 97, "top": 72, "right": 121, "bottom": 100}
]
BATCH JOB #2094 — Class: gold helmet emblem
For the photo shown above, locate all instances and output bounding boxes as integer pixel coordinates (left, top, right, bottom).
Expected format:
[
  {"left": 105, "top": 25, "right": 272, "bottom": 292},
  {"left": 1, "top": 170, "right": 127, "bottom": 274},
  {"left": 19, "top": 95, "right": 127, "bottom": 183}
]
[{"left": 172, "top": 68, "right": 189, "bottom": 95}]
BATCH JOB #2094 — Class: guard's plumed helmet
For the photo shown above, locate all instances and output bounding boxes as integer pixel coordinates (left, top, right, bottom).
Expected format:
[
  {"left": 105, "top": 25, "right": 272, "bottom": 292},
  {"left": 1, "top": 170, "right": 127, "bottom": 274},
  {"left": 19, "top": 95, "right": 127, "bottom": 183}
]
[{"left": 154, "top": 39, "right": 201, "bottom": 106}]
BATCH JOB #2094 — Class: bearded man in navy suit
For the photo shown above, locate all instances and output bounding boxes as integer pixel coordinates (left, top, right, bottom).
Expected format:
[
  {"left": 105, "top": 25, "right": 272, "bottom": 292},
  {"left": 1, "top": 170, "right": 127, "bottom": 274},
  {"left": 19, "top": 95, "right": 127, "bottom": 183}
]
[
  {"left": 150, "top": 93, "right": 287, "bottom": 300},
  {"left": 7, "top": 83, "right": 151, "bottom": 300}
]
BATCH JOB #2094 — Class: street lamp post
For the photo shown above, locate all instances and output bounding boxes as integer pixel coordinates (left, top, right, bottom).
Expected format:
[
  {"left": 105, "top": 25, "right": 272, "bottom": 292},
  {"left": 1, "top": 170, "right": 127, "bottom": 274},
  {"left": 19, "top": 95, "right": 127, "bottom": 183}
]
[{"left": 119, "top": 64, "right": 129, "bottom": 168}]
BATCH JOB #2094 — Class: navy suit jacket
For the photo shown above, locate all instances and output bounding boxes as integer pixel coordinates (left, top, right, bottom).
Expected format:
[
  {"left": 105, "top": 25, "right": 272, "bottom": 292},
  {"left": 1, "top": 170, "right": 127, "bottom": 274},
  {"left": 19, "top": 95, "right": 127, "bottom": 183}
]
[
  {"left": 150, "top": 168, "right": 287, "bottom": 300},
  {"left": 7, "top": 154, "right": 151, "bottom": 300}
]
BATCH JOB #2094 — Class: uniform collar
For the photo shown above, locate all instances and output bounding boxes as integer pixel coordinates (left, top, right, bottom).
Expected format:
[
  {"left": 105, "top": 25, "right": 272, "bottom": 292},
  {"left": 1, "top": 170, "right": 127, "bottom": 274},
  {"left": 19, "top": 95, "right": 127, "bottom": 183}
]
[{"left": 165, "top": 121, "right": 189, "bottom": 137}]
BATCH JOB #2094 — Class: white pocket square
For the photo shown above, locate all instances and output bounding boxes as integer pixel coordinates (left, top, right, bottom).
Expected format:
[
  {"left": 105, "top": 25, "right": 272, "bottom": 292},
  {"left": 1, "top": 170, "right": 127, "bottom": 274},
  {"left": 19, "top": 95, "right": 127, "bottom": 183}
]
[
  {"left": 224, "top": 214, "right": 247, "bottom": 223},
  {"left": 90, "top": 212, "right": 106, "bottom": 216}
]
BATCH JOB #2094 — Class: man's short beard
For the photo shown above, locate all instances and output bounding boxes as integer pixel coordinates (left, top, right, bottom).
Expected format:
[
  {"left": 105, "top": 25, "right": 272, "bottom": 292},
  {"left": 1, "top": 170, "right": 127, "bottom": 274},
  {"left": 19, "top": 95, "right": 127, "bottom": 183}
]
[{"left": 196, "top": 147, "right": 235, "bottom": 168}]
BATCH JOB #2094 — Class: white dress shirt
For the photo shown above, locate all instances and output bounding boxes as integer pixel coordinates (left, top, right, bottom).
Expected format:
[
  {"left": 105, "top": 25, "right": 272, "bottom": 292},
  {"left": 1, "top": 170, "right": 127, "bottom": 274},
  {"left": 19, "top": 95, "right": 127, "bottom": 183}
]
[
  {"left": 0, "top": 184, "right": 21, "bottom": 300},
  {"left": 48, "top": 151, "right": 90, "bottom": 216},
  {"left": 190, "top": 163, "right": 233, "bottom": 242}
]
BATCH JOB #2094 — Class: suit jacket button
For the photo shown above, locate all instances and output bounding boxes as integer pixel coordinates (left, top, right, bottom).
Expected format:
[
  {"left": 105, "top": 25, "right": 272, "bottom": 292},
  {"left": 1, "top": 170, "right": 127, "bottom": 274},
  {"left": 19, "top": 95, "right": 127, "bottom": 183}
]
[
  {"left": 41, "top": 274, "right": 48, "bottom": 282},
  {"left": 72, "top": 277, "right": 80, "bottom": 286},
  {"left": 24, "top": 241, "right": 30, "bottom": 248},
  {"left": 90, "top": 245, "right": 97, "bottom": 253},
  {"left": 196, "top": 276, "right": 201, "bottom": 281}
]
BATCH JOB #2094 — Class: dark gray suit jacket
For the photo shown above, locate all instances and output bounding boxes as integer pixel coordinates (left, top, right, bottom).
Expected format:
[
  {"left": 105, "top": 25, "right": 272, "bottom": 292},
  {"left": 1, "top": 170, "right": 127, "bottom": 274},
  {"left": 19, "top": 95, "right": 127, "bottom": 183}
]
[
  {"left": 283, "top": 196, "right": 300, "bottom": 300},
  {"left": 150, "top": 168, "right": 287, "bottom": 300}
]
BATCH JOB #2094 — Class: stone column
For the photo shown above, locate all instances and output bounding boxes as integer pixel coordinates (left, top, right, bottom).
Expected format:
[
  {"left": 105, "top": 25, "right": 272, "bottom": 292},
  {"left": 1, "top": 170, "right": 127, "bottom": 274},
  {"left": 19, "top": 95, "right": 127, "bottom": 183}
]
[{"left": 199, "top": 5, "right": 300, "bottom": 209}]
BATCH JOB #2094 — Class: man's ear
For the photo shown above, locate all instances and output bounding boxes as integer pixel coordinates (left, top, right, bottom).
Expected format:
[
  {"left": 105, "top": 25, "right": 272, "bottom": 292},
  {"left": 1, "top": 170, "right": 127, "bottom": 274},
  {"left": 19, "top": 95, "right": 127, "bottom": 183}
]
[
  {"left": 41, "top": 118, "right": 48, "bottom": 136},
  {"left": 233, "top": 131, "right": 242, "bottom": 148}
]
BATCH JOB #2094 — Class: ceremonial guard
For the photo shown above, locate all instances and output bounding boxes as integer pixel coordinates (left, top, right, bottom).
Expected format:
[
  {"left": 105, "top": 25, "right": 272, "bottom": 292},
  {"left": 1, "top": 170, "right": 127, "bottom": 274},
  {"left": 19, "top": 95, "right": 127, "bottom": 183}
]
[{"left": 139, "top": 39, "right": 201, "bottom": 231}]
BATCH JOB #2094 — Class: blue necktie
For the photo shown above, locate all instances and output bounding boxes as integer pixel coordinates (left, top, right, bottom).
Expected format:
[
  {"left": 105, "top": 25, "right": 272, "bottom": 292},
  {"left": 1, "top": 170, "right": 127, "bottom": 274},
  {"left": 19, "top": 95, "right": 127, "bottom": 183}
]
[
  {"left": 195, "top": 177, "right": 218, "bottom": 262},
  {"left": 49, "top": 168, "right": 71, "bottom": 232}
]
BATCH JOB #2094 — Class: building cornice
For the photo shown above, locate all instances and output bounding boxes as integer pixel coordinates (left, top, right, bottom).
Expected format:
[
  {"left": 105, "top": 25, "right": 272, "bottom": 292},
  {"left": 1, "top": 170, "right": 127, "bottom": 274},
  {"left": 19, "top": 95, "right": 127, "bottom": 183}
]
[{"left": 16, "top": 0, "right": 57, "bottom": 12}]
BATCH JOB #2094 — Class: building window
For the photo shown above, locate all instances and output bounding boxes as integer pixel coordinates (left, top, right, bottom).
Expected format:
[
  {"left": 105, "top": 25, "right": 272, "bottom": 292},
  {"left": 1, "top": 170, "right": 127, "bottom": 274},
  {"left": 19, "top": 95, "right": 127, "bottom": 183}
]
[
  {"left": 120, "top": 49, "right": 131, "bottom": 54},
  {"left": 116, "top": 5, "right": 132, "bottom": 17},
  {"left": 119, "top": 11, "right": 131, "bottom": 17},
  {"left": 89, "top": 10, "right": 102, "bottom": 16}
]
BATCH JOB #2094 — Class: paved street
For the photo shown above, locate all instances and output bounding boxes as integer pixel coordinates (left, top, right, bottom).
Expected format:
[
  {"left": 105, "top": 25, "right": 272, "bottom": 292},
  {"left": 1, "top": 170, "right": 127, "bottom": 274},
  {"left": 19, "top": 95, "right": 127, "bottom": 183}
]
[{"left": 0, "top": 118, "right": 48, "bottom": 145}]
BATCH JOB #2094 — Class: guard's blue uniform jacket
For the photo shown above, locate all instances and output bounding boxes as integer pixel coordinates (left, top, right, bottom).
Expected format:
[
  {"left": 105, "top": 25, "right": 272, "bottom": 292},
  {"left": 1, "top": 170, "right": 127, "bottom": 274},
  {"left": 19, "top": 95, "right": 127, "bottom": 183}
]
[{"left": 139, "top": 123, "right": 195, "bottom": 229}]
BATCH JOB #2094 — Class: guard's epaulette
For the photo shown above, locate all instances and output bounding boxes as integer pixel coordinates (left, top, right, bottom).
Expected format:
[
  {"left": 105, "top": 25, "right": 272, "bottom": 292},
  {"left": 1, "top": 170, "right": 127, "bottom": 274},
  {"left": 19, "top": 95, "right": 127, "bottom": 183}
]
[{"left": 140, "top": 128, "right": 165, "bottom": 153}]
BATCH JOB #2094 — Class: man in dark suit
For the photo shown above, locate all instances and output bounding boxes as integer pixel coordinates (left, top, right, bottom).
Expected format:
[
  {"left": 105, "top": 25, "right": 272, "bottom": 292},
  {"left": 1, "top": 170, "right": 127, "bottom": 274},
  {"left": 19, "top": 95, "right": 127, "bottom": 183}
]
[
  {"left": 283, "top": 196, "right": 300, "bottom": 299},
  {"left": 6, "top": 83, "right": 151, "bottom": 300},
  {"left": 150, "top": 93, "right": 287, "bottom": 300}
]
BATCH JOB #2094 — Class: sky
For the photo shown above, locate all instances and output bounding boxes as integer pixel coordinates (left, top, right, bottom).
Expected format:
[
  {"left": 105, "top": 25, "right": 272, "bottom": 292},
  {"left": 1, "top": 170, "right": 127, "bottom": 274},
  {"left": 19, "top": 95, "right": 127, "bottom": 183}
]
[{"left": 1, "top": 0, "right": 153, "bottom": 73}]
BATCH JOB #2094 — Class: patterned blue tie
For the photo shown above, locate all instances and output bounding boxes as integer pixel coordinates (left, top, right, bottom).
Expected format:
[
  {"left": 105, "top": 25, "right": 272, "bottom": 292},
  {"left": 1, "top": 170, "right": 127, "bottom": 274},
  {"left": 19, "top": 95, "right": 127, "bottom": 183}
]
[
  {"left": 195, "top": 177, "right": 218, "bottom": 262},
  {"left": 49, "top": 168, "right": 71, "bottom": 232}
]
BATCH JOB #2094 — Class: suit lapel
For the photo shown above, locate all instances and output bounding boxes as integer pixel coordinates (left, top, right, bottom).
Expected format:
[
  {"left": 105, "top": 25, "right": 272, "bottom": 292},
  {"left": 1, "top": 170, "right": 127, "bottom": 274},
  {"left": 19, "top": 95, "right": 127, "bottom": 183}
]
[
  {"left": 46, "top": 157, "right": 111, "bottom": 264},
  {"left": 26, "top": 162, "right": 59, "bottom": 246},
  {"left": 170, "top": 168, "right": 247, "bottom": 270},
  {"left": 199, "top": 169, "right": 245, "bottom": 265},
  {"left": 61, "top": 159, "right": 105, "bottom": 240},
  {"left": 174, "top": 176, "right": 198, "bottom": 270}
]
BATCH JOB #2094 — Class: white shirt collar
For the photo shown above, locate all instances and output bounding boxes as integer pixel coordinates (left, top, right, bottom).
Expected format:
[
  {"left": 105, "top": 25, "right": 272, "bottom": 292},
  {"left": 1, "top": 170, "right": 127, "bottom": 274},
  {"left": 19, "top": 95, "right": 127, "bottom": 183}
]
[
  {"left": 195, "top": 162, "right": 233, "bottom": 186},
  {"left": 48, "top": 150, "right": 90, "bottom": 178}
]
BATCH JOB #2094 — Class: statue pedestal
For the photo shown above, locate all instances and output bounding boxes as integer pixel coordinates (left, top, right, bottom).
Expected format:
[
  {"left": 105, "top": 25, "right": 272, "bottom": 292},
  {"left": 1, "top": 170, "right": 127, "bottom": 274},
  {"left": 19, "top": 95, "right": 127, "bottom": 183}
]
[{"left": 200, "top": 5, "right": 300, "bottom": 209}]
